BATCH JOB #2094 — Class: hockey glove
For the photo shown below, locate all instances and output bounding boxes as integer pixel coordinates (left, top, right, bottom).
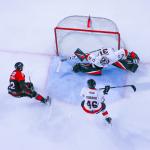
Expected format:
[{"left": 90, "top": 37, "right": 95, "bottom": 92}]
[
  {"left": 105, "top": 117, "right": 112, "bottom": 124},
  {"left": 103, "top": 85, "right": 110, "bottom": 95},
  {"left": 25, "top": 82, "right": 34, "bottom": 91},
  {"left": 127, "top": 52, "right": 140, "bottom": 64}
]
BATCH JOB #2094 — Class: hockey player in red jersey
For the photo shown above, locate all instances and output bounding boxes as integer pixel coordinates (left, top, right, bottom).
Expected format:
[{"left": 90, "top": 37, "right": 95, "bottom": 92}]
[
  {"left": 80, "top": 79, "right": 112, "bottom": 124},
  {"left": 65, "top": 48, "right": 140, "bottom": 75},
  {"left": 8, "top": 62, "right": 50, "bottom": 104}
]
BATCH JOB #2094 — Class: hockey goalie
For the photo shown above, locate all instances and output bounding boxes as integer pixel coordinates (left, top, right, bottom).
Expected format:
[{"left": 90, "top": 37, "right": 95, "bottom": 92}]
[{"left": 62, "top": 48, "right": 140, "bottom": 75}]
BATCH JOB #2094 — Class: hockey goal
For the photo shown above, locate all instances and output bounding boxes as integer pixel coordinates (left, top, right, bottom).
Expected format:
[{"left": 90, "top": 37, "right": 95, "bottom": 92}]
[{"left": 54, "top": 15, "right": 125, "bottom": 56}]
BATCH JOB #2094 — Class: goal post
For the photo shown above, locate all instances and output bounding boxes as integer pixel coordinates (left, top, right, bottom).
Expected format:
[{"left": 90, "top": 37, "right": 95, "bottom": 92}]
[{"left": 54, "top": 15, "right": 125, "bottom": 56}]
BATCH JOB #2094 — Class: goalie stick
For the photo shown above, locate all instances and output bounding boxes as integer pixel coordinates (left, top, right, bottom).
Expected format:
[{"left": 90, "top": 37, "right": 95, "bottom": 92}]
[
  {"left": 29, "top": 76, "right": 32, "bottom": 83},
  {"left": 57, "top": 48, "right": 101, "bottom": 62},
  {"left": 56, "top": 55, "right": 77, "bottom": 72},
  {"left": 99, "top": 85, "right": 136, "bottom": 92}
]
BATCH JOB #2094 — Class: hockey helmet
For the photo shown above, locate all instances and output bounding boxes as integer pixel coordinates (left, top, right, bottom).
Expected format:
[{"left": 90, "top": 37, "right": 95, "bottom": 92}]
[
  {"left": 15, "top": 62, "right": 24, "bottom": 71},
  {"left": 87, "top": 79, "right": 96, "bottom": 89}
]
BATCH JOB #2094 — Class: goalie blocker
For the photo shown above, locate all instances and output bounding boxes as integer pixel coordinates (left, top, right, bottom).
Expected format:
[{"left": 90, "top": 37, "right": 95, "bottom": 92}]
[{"left": 73, "top": 48, "right": 140, "bottom": 75}]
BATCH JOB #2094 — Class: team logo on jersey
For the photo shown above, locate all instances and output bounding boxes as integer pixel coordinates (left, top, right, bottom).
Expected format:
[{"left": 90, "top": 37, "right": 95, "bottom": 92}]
[{"left": 100, "top": 56, "right": 110, "bottom": 65}]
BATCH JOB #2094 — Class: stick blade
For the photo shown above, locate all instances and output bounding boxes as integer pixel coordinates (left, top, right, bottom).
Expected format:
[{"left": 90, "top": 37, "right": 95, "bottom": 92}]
[{"left": 131, "top": 85, "right": 136, "bottom": 92}]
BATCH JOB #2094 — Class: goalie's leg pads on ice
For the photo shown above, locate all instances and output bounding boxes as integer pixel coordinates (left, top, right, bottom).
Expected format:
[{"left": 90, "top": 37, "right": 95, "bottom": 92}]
[
  {"left": 73, "top": 63, "right": 102, "bottom": 75},
  {"left": 113, "top": 60, "right": 139, "bottom": 73}
]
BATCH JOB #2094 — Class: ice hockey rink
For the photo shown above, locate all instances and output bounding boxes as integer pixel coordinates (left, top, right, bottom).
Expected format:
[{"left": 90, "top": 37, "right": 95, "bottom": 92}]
[{"left": 0, "top": 0, "right": 150, "bottom": 150}]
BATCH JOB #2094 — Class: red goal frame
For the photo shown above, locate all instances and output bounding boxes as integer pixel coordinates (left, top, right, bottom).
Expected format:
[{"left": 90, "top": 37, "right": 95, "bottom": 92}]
[{"left": 54, "top": 16, "right": 121, "bottom": 56}]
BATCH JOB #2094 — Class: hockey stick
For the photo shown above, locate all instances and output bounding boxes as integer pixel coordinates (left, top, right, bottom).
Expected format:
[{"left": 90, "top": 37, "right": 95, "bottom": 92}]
[
  {"left": 99, "top": 85, "right": 136, "bottom": 92},
  {"left": 89, "top": 49, "right": 102, "bottom": 54},
  {"left": 56, "top": 55, "right": 78, "bottom": 73},
  {"left": 29, "top": 76, "right": 32, "bottom": 83}
]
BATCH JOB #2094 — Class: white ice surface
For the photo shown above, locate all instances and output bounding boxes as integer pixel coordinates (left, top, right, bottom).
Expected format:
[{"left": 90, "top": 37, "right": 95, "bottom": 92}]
[{"left": 0, "top": 0, "right": 150, "bottom": 150}]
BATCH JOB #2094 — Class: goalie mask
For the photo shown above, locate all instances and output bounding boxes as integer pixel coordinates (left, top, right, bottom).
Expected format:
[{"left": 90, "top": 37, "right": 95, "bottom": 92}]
[{"left": 100, "top": 56, "right": 110, "bottom": 66}]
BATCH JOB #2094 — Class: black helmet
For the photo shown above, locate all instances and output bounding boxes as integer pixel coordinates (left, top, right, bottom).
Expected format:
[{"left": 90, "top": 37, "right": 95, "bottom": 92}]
[
  {"left": 87, "top": 79, "right": 96, "bottom": 89},
  {"left": 15, "top": 62, "right": 23, "bottom": 71}
]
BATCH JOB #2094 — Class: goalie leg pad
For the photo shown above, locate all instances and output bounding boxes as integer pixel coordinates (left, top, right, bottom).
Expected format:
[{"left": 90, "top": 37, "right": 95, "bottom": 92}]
[
  {"left": 73, "top": 63, "right": 81, "bottom": 72},
  {"left": 73, "top": 63, "right": 102, "bottom": 75},
  {"left": 113, "top": 60, "right": 139, "bottom": 73},
  {"left": 130, "top": 64, "right": 138, "bottom": 72}
]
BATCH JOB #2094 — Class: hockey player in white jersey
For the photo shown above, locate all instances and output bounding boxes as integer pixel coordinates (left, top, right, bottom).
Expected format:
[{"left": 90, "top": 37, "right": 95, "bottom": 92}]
[
  {"left": 80, "top": 79, "right": 112, "bottom": 124},
  {"left": 72, "top": 48, "right": 140, "bottom": 75}
]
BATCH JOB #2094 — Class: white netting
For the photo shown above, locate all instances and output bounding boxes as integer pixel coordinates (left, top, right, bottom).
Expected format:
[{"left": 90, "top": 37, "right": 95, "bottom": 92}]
[{"left": 55, "top": 15, "right": 125, "bottom": 56}]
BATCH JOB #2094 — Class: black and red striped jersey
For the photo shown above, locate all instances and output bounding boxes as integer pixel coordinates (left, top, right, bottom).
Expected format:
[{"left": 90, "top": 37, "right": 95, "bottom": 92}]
[{"left": 9, "top": 70, "right": 25, "bottom": 92}]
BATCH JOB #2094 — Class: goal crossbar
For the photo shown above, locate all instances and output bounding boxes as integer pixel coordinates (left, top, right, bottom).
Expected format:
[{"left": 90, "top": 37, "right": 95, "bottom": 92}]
[{"left": 54, "top": 27, "right": 120, "bottom": 56}]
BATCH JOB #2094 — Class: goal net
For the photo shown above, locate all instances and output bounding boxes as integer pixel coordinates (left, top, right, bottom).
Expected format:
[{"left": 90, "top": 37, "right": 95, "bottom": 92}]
[{"left": 54, "top": 15, "right": 125, "bottom": 56}]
